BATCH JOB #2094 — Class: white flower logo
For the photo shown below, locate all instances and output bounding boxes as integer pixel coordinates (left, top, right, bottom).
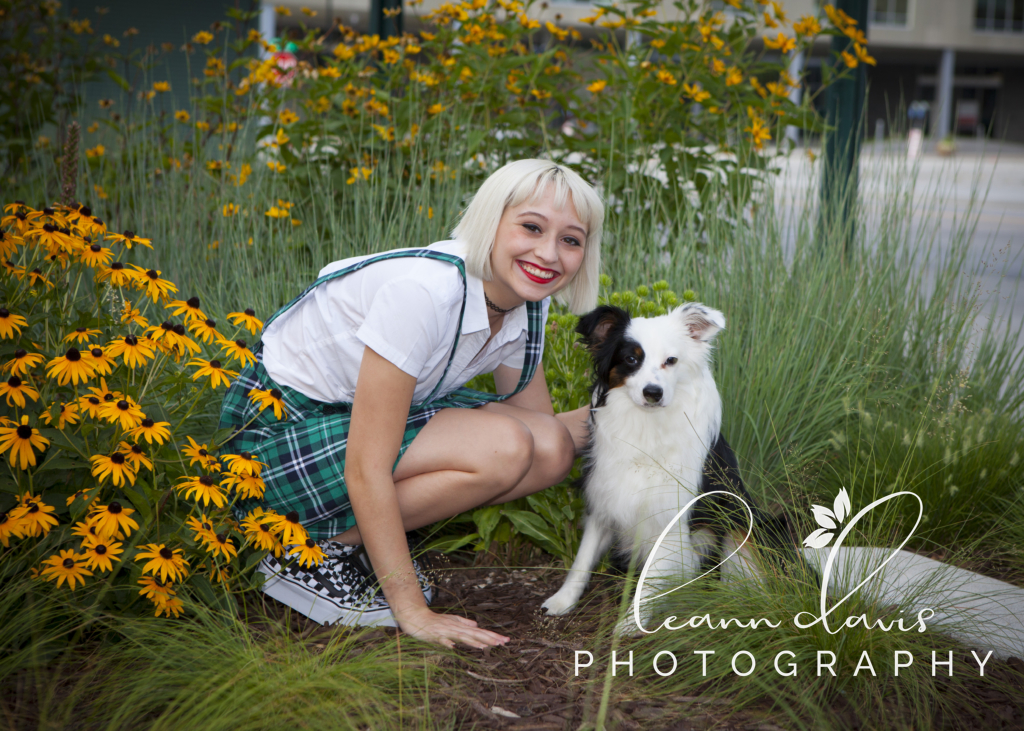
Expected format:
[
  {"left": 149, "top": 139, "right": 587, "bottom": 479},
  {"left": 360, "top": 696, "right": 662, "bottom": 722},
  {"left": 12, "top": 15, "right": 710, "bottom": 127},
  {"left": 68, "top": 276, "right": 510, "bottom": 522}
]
[{"left": 803, "top": 487, "right": 852, "bottom": 548}]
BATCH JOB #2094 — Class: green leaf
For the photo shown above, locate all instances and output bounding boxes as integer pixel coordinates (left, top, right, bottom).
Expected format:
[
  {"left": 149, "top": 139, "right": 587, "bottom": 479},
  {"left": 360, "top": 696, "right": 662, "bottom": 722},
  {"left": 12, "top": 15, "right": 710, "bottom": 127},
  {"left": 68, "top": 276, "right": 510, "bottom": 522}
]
[
  {"left": 121, "top": 485, "right": 154, "bottom": 525},
  {"left": 502, "top": 508, "right": 562, "bottom": 556},
  {"left": 105, "top": 68, "right": 130, "bottom": 92},
  {"left": 422, "top": 532, "right": 479, "bottom": 554},
  {"left": 472, "top": 505, "right": 502, "bottom": 545}
]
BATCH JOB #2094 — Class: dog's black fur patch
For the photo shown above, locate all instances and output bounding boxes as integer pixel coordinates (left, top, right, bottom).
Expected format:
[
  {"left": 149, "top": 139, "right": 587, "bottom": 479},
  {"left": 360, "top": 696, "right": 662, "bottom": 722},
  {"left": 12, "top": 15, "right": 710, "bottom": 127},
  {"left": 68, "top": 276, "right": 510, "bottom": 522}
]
[{"left": 575, "top": 305, "right": 644, "bottom": 407}]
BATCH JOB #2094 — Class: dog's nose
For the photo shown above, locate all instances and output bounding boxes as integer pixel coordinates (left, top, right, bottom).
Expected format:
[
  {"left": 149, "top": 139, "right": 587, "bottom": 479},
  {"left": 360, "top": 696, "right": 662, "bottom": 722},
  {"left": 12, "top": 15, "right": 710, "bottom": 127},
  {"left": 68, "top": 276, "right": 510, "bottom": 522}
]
[{"left": 642, "top": 385, "right": 663, "bottom": 404}]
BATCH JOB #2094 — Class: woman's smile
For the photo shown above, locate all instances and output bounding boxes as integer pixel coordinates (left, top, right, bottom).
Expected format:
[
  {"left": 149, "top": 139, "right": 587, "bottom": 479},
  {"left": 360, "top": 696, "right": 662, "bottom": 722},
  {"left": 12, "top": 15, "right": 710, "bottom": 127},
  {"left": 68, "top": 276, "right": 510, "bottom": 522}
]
[{"left": 517, "top": 259, "right": 560, "bottom": 283}]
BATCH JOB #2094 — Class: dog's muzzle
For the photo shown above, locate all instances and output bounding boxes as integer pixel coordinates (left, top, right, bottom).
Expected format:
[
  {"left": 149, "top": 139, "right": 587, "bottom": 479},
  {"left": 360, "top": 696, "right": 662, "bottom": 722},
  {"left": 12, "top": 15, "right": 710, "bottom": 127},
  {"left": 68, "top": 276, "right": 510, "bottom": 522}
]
[{"left": 642, "top": 385, "right": 663, "bottom": 404}]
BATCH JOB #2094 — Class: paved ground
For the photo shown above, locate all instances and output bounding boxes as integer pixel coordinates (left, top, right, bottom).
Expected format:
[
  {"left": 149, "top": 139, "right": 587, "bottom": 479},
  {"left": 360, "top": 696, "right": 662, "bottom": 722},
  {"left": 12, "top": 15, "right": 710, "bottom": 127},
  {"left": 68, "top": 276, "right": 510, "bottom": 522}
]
[{"left": 773, "top": 138, "right": 1024, "bottom": 358}]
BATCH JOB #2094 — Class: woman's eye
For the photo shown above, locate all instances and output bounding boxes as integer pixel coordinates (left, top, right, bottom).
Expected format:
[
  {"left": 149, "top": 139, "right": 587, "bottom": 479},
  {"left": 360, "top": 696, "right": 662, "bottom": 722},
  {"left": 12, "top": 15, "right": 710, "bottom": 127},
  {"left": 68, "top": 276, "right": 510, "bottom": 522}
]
[
  {"left": 665, "top": 357, "right": 678, "bottom": 366},
  {"left": 563, "top": 237, "right": 581, "bottom": 247},
  {"left": 523, "top": 223, "right": 540, "bottom": 233}
]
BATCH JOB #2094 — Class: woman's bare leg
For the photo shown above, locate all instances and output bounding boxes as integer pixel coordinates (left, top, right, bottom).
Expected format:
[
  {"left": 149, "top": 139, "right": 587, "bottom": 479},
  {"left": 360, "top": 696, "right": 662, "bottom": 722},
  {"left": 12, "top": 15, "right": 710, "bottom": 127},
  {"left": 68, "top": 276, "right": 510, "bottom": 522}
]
[{"left": 331, "top": 404, "right": 587, "bottom": 544}]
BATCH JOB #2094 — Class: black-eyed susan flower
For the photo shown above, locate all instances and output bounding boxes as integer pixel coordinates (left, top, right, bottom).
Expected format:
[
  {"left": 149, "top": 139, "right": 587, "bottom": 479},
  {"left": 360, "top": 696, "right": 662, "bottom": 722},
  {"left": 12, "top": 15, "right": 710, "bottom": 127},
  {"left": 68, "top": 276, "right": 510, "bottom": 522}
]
[
  {"left": 207, "top": 532, "right": 238, "bottom": 561},
  {"left": 26, "top": 224, "right": 77, "bottom": 254},
  {"left": 39, "top": 401, "right": 80, "bottom": 430},
  {"left": 27, "top": 267, "right": 54, "bottom": 289},
  {"left": 105, "top": 334, "right": 156, "bottom": 369},
  {"left": 287, "top": 538, "right": 326, "bottom": 568},
  {"left": 180, "top": 436, "right": 216, "bottom": 468},
  {"left": 222, "top": 451, "right": 264, "bottom": 477},
  {"left": 78, "top": 394, "right": 104, "bottom": 419},
  {"left": 218, "top": 338, "right": 256, "bottom": 367},
  {"left": 81, "top": 536, "right": 123, "bottom": 572},
  {"left": 78, "top": 242, "right": 113, "bottom": 268},
  {"left": 90, "top": 452, "right": 138, "bottom": 487},
  {"left": 0, "top": 308, "right": 27, "bottom": 339},
  {"left": 151, "top": 323, "right": 200, "bottom": 357},
  {"left": 81, "top": 346, "right": 115, "bottom": 376},
  {"left": 248, "top": 387, "right": 287, "bottom": 420},
  {"left": 186, "top": 514, "right": 218, "bottom": 546},
  {"left": 2, "top": 350, "right": 44, "bottom": 376},
  {"left": 118, "top": 441, "right": 153, "bottom": 471},
  {"left": 46, "top": 347, "right": 96, "bottom": 386},
  {"left": 271, "top": 510, "right": 307, "bottom": 546},
  {"left": 135, "top": 543, "right": 189, "bottom": 583},
  {"left": 130, "top": 418, "right": 170, "bottom": 445},
  {"left": 188, "top": 358, "right": 238, "bottom": 389},
  {"left": 120, "top": 301, "right": 149, "bottom": 329},
  {"left": 166, "top": 296, "right": 206, "bottom": 323},
  {"left": 4, "top": 261, "right": 26, "bottom": 279},
  {"left": 227, "top": 308, "right": 263, "bottom": 334},
  {"left": 10, "top": 493, "right": 59, "bottom": 537},
  {"left": 85, "top": 377, "right": 120, "bottom": 403},
  {"left": 99, "top": 397, "right": 145, "bottom": 431},
  {"left": 105, "top": 229, "right": 153, "bottom": 249},
  {"left": 153, "top": 595, "right": 185, "bottom": 618},
  {"left": 221, "top": 472, "right": 266, "bottom": 500},
  {"left": 0, "top": 416, "right": 49, "bottom": 468},
  {"left": 40, "top": 550, "right": 93, "bottom": 589},
  {"left": 63, "top": 327, "right": 102, "bottom": 344},
  {"left": 241, "top": 508, "right": 283, "bottom": 555},
  {"left": 128, "top": 265, "right": 177, "bottom": 302},
  {"left": 66, "top": 490, "right": 96, "bottom": 510},
  {"left": 0, "top": 375, "right": 40, "bottom": 407},
  {"left": 96, "top": 261, "right": 133, "bottom": 287},
  {"left": 176, "top": 474, "right": 227, "bottom": 507},
  {"left": 88, "top": 501, "right": 139, "bottom": 538},
  {"left": 138, "top": 575, "right": 175, "bottom": 602},
  {"left": 0, "top": 511, "right": 24, "bottom": 547},
  {"left": 207, "top": 562, "right": 231, "bottom": 585},
  {"left": 0, "top": 230, "right": 21, "bottom": 259},
  {"left": 188, "top": 318, "right": 224, "bottom": 344}
]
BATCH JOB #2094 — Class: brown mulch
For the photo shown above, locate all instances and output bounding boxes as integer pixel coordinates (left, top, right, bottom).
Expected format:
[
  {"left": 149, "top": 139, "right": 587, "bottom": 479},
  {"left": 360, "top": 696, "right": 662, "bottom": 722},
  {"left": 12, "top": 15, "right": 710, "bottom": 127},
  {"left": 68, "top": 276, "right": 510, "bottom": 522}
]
[{"left": 248, "top": 550, "right": 1024, "bottom": 730}]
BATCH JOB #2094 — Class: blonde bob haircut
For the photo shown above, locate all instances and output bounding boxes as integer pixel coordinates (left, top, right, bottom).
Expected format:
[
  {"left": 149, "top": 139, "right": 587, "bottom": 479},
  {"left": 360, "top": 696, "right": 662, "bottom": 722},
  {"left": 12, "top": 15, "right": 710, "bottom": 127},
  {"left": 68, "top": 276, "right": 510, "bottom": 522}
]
[{"left": 451, "top": 159, "right": 604, "bottom": 314}]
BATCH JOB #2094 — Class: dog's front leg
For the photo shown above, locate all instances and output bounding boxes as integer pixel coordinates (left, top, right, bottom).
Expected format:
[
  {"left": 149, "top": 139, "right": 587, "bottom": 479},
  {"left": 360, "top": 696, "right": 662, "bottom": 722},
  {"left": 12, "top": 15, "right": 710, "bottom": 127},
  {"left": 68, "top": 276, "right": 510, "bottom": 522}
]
[
  {"left": 542, "top": 515, "right": 615, "bottom": 616},
  {"left": 615, "top": 526, "right": 701, "bottom": 636}
]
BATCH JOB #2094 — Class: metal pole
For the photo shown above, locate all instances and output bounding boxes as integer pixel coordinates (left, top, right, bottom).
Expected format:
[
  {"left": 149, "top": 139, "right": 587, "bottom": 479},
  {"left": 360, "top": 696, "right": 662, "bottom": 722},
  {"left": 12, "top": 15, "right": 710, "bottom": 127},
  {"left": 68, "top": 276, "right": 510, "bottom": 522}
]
[
  {"left": 934, "top": 48, "right": 956, "bottom": 140},
  {"left": 370, "top": 0, "right": 403, "bottom": 38},
  {"left": 819, "top": 0, "right": 869, "bottom": 253}
]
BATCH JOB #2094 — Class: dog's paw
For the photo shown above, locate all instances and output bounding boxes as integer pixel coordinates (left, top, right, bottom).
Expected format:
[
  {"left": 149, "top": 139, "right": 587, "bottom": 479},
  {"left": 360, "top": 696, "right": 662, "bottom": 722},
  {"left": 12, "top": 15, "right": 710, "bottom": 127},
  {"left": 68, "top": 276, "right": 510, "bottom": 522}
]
[{"left": 541, "top": 590, "right": 578, "bottom": 616}]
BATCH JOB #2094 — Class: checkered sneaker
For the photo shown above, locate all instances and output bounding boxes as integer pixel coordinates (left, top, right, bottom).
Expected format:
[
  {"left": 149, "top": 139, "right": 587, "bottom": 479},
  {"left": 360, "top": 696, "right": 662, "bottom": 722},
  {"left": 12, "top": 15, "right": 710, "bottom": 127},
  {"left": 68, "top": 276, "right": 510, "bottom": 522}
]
[{"left": 257, "top": 539, "right": 434, "bottom": 627}]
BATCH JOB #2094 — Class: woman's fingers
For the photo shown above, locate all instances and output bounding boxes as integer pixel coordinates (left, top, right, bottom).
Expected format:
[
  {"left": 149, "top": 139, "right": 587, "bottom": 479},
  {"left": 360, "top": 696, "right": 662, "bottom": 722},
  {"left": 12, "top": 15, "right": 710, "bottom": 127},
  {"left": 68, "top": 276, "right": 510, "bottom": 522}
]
[{"left": 397, "top": 607, "right": 510, "bottom": 649}]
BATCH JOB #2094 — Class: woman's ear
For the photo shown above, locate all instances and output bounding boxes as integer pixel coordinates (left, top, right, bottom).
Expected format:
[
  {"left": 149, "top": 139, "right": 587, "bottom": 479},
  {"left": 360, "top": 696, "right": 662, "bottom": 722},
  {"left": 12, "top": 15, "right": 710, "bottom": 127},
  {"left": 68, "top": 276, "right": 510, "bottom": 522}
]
[
  {"left": 675, "top": 303, "right": 725, "bottom": 342},
  {"left": 575, "top": 305, "right": 630, "bottom": 351}
]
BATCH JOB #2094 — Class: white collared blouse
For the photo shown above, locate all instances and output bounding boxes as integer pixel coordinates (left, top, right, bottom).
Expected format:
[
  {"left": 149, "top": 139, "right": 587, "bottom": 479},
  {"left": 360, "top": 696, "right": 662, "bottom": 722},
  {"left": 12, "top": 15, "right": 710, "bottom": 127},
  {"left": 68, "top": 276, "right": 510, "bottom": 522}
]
[{"left": 261, "top": 240, "right": 551, "bottom": 405}]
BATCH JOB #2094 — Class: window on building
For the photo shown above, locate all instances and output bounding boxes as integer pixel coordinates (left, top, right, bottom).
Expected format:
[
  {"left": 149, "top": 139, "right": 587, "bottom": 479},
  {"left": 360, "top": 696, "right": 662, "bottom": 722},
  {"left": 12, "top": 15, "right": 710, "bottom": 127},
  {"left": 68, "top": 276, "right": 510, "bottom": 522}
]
[
  {"left": 975, "top": 0, "right": 1024, "bottom": 32},
  {"left": 871, "top": 0, "right": 909, "bottom": 26}
]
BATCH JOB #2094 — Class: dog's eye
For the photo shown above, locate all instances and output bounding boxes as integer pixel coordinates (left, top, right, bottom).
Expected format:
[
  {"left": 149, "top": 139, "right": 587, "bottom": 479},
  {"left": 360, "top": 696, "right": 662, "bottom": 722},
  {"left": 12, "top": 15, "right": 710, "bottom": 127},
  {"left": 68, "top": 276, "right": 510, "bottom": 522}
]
[
  {"left": 665, "top": 357, "right": 678, "bottom": 366},
  {"left": 624, "top": 355, "right": 638, "bottom": 366}
]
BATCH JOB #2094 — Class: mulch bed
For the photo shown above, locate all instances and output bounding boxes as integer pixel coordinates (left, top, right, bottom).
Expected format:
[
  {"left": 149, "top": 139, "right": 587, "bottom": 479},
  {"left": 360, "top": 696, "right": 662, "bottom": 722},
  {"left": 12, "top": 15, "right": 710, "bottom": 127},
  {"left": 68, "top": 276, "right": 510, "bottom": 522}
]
[{"left": 253, "top": 549, "right": 1024, "bottom": 730}]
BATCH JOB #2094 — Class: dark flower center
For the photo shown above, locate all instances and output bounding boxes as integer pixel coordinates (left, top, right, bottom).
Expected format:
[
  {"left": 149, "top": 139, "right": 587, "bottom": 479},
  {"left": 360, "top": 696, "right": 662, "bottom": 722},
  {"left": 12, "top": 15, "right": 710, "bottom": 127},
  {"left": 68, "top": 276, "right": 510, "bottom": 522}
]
[
  {"left": 111, "top": 453, "right": 126, "bottom": 465},
  {"left": 187, "top": 297, "right": 200, "bottom": 308},
  {"left": 89, "top": 243, "right": 101, "bottom": 252},
  {"left": 210, "top": 360, "right": 222, "bottom": 369},
  {"left": 124, "top": 230, "right": 135, "bottom": 238},
  {"left": 0, "top": 513, "right": 6, "bottom": 525},
  {"left": 59, "top": 227, "right": 71, "bottom": 235},
  {"left": 305, "top": 538, "right": 315, "bottom": 548},
  {"left": 7, "top": 376, "right": 20, "bottom": 387},
  {"left": 216, "top": 532, "right": 228, "bottom": 543},
  {"left": 285, "top": 511, "right": 299, "bottom": 524},
  {"left": 235, "top": 340, "right": 246, "bottom": 349},
  {"left": 141, "top": 418, "right": 154, "bottom": 428},
  {"left": 43, "top": 223, "right": 56, "bottom": 232},
  {"left": 124, "top": 335, "right": 138, "bottom": 346},
  {"left": 154, "top": 576, "right": 166, "bottom": 587},
  {"left": 202, "top": 522, "right": 212, "bottom": 530},
  {"left": 270, "top": 389, "right": 283, "bottom": 400},
  {"left": 88, "top": 397, "right": 100, "bottom": 405},
  {"left": 66, "top": 348, "right": 81, "bottom": 361},
  {"left": 0, "top": 309, "right": 8, "bottom": 317},
  {"left": 80, "top": 206, "right": 92, "bottom": 217},
  {"left": 43, "top": 207, "right": 54, "bottom": 215},
  {"left": 110, "top": 262, "right": 124, "bottom": 271},
  {"left": 260, "top": 522, "right": 271, "bottom": 532},
  {"left": 91, "top": 348, "right": 103, "bottom": 357},
  {"left": 27, "top": 503, "right": 38, "bottom": 513},
  {"left": 204, "top": 319, "right": 216, "bottom": 328},
  {"left": 131, "top": 444, "right": 143, "bottom": 454},
  {"left": 244, "top": 308, "right": 255, "bottom": 316},
  {"left": 14, "top": 349, "right": 26, "bottom": 358},
  {"left": 198, "top": 448, "right": 208, "bottom": 456},
  {"left": 116, "top": 400, "right": 130, "bottom": 411},
  {"left": 159, "top": 547, "right": 173, "bottom": 560},
  {"left": 31, "top": 268, "right": 42, "bottom": 275},
  {"left": 104, "top": 393, "right": 114, "bottom": 401},
  {"left": 94, "top": 217, "right": 104, "bottom": 226},
  {"left": 76, "top": 328, "right": 87, "bottom": 333},
  {"left": 173, "top": 324, "right": 185, "bottom": 336},
  {"left": 161, "top": 322, "right": 173, "bottom": 331},
  {"left": 108, "top": 501, "right": 122, "bottom": 513},
  {"left": 16, "top": 425, "right": 32, "bottom": 439},
  {"left": 63, "top": 558, "right": 75, "bottom": 569},
  {"left": 146, "top": 270, "right": 158, "bottom": 280},
  {"left": 199, "top": 475, "right": 215, "bottom": 486},
  {"left": 95, "top": 544, "right": 107, "bottom": 555},
  {"left": 240, "top": 451, "right": 252, "bottom": 460}
]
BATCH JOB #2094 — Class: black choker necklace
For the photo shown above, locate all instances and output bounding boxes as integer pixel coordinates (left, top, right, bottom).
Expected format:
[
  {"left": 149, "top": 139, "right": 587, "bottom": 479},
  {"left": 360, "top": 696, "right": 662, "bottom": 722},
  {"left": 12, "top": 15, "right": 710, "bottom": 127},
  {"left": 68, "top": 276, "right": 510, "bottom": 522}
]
[{"left": 484, "top": 293, "right": 519, "bottom": 314}]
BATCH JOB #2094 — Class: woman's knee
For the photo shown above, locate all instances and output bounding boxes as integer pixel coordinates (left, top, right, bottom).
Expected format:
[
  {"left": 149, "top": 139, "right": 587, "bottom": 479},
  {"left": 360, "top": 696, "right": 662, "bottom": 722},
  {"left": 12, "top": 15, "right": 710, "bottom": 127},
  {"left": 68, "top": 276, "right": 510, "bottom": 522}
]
[
  {"left": 531, "top": 416, "right": 576, "bottom": 483},
  {"left": 485, "top": 414, "right": 535, "bottom": 488}
]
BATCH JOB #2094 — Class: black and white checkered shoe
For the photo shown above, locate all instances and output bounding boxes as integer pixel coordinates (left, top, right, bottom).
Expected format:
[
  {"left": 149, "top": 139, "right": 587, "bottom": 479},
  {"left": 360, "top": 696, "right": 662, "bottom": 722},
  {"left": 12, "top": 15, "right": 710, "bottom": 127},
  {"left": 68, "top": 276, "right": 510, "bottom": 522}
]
[{"left": 257, "top": 538, "right": 434, "bottom": 627}]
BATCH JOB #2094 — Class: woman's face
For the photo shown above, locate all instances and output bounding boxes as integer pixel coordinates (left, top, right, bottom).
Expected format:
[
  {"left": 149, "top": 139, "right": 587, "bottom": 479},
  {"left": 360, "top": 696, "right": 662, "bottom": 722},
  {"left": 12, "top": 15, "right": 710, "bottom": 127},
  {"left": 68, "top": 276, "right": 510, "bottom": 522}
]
[{"left": 488, "top": 188, "right": 587, "bottom": 305}]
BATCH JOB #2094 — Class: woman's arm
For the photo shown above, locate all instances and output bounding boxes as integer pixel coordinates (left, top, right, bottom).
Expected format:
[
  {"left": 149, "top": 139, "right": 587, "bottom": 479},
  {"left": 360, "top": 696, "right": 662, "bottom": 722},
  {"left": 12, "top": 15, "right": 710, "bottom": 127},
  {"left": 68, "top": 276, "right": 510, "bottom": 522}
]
[
  {"left": 345, "top": 346, "right": 510, "bottom": 648},
  {"left": 493, "top": 364, "right": 589, "bottom": 452}
]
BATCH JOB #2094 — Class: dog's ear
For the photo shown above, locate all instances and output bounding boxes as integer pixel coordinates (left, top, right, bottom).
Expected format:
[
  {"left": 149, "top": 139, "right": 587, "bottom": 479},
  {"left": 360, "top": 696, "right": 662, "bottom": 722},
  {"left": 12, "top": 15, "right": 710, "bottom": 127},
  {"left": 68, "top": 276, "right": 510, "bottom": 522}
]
[
  {"left": 575, "top": 305, "right": 630, "bottom": 351},
  {"left": 675, "top": 303, "right": 725, "bottom": 342}
]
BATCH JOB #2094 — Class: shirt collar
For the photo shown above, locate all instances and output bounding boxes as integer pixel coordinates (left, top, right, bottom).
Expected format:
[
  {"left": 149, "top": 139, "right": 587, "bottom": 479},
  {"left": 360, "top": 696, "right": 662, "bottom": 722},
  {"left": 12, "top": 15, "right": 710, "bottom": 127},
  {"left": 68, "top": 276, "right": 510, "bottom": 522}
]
[{"left": 427, "top": 240, "right": 528, "bottom": 338}]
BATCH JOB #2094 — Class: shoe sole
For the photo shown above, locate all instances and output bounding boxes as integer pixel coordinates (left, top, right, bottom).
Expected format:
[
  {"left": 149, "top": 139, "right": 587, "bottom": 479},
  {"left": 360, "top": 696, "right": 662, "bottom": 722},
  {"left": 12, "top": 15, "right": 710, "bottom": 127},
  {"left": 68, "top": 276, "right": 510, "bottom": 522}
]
[{"left": 258, "top": 562, "right": 433, "bottom": 628}]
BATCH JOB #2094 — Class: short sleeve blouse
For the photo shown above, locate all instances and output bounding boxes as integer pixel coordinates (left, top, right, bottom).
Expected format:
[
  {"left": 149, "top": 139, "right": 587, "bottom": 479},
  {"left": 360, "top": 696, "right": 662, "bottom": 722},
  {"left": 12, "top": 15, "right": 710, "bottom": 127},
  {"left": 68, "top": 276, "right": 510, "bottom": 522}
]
[{"left": 260, "top": 240, "right": 551, "bottom": 404}]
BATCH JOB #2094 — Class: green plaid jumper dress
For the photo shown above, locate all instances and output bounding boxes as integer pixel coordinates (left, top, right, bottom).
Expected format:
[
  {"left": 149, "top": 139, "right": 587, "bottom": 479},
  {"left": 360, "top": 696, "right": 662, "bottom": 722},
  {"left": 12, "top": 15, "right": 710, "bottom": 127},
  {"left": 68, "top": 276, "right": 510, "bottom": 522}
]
[{"left": 218, "top": 249, "right": 544, "bottom": 540}]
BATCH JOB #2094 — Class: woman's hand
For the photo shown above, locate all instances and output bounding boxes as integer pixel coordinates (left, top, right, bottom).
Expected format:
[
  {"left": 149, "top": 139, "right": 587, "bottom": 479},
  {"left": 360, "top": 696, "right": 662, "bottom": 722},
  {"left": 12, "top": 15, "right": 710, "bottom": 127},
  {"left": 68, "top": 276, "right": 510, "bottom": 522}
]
[{"left": 393, "top": 605, "right": 510, "bottom": 649}]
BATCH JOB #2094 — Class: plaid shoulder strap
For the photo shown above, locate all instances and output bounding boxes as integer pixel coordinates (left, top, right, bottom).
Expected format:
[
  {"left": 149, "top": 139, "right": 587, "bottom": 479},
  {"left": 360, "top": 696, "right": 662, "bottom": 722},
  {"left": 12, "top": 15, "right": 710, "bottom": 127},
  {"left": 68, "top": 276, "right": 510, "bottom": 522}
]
[{"left": 262, "top": 249, "right": 542, "bottom": 404}]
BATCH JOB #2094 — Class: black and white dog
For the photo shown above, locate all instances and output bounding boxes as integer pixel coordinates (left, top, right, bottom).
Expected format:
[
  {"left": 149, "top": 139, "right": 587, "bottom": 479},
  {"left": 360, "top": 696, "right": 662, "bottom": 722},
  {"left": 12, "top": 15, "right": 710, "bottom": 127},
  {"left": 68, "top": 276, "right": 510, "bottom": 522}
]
[{"left": 542, "top": 303, "right": 796, "bottom": 628}]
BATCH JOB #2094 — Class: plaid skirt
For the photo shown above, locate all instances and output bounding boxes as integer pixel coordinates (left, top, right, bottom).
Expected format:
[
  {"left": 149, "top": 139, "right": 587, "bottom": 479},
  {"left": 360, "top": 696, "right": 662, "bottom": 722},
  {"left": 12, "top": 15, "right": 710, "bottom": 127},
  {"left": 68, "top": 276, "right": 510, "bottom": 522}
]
[{"left": 218, "top": 358, "right": 506, "bottom": 540}]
